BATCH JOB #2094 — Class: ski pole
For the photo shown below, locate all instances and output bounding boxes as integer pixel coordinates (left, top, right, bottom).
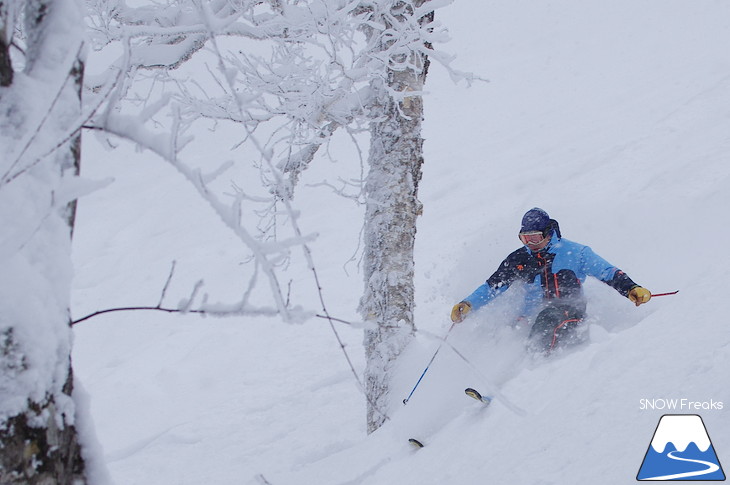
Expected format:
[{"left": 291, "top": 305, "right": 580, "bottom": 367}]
[
  {"left": 651, "top": 290, "right": 679, "bottom": 297},
  {"left": 402, "top": 322, "right": 456, "bottom": 405}
]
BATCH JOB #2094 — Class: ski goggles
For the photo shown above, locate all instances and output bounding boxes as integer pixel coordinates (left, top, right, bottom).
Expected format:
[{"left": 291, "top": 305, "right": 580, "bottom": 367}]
[{"left": 519, "top": 231, "right": 548, "bottom": 245}]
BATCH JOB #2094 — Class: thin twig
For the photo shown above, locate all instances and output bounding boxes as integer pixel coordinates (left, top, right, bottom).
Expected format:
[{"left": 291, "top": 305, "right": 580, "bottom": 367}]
[
  {"left": 71, "top": 298, "right": 360, "bottom": 328},
  {"left": 71, "top": 305, "right": 202, "bottom": 325},
  {"left": 255, "top": 474, "right": 273, "bottom": 485},
  {"left": 158, "top": 261, "right": 177, "bottom": 307}
]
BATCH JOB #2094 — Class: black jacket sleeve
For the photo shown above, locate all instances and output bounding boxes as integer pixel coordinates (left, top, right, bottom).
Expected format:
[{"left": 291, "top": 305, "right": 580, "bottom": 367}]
[{"left": 606, "top": 270, "right": 639, "bottom": 296}]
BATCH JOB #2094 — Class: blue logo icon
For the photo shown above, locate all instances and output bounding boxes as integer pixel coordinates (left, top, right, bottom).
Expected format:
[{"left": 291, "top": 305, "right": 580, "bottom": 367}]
[{"left": 637, "top": 414, "right": 725, "bottom": 481}]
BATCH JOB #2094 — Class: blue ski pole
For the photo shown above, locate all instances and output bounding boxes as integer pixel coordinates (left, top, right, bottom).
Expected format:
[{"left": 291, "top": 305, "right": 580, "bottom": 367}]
[{"left": 402, "top": 322, "right": 456, "bottom": 405}]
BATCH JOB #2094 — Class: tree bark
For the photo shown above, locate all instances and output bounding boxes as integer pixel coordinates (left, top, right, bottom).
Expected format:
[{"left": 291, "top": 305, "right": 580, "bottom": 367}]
[
  {"left": 0, "top": 371, "right": 85, "bottom": 485},
  {"left": 360, "top": 0, "right": 431, "bottom": 433},
  {"left": 0, "top": 37, "right": 12, "bottom": 86}
]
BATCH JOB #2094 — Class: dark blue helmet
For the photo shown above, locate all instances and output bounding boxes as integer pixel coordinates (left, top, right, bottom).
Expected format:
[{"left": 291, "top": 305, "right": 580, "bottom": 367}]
[
  {"left": 520, "top": 207, "right": 561, "bottom": 238},
  {"left": 520, "top": 208, "right": 550, "bottom": 232}
]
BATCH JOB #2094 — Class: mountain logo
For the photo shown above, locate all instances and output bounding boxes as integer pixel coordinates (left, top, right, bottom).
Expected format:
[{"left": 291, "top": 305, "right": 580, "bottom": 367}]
[{"left": 637, "top": 414, "right": 726, "bottom": 481}]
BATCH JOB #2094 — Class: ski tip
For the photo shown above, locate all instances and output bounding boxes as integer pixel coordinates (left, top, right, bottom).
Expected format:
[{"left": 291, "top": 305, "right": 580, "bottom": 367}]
[
  {"left": 408, "top": 438, "right": 424, "bottom": 448},
  {"left": 465, "top": 388, "right": 493, "bottom": 404},
  {"left": 465, "top": 387, "right": 482, "bottom": 400}
]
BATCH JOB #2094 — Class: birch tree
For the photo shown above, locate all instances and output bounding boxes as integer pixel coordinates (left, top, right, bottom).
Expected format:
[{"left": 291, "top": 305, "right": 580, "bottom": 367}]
[
  {"left": 358, "top": 0, "right": 432, "bottom": 433},
  {"left": 0, "top": 0, "right": 88, "bottom": 483}
]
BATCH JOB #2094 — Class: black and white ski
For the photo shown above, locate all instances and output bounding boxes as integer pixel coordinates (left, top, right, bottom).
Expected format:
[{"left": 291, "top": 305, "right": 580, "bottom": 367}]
[
  {"left": 408, "top": 438, "right": 425, "bottom": 448},
  {"left": 464, "top": 387, "right": 492, "bottom": 405}
]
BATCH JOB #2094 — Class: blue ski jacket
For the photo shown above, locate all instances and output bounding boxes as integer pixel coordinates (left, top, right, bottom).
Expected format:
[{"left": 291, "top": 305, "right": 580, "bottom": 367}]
[{"left": 463, "top": 231, "right": 638, "bottom": 317}]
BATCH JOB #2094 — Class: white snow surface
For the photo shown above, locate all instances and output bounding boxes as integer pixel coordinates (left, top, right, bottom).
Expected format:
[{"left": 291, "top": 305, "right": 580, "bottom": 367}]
[{"left": 72, "top": 1, "right": 730, "bottom": 484}]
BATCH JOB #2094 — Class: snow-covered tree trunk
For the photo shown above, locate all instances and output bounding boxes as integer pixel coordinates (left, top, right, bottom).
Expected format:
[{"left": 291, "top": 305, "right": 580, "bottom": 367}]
[
  {"left": 359, "top": 0, "right": 431, "bottom": 434},
  {"left": 0, "top": 0, "right": 87, "bottom": 483}
]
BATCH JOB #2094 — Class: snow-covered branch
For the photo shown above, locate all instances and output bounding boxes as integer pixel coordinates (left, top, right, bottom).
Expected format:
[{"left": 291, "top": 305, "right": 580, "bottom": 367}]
[
  {"left": 94, "top": 106, "right": 309, "bottom": 321},
  {"left": 87, "top": 0, "right": 461, "bottom": 200}
]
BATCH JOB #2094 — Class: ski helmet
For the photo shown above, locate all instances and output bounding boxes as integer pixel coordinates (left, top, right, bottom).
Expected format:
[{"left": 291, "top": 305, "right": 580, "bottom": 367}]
[
  {"left": 520, "top": 208, "right": 562, "bottom": 239},
  {"left": 520, "top": 208, "right": 550, "bottom": 233}
]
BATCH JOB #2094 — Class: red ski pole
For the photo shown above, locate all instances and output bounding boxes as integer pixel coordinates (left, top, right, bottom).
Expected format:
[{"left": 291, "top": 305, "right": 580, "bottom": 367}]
[{"left": 651, "top": 290, "right": 679, "bottom": 297}]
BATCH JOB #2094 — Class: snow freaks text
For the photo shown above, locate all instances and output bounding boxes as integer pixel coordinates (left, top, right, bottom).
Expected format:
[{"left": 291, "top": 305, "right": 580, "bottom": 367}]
[{"left": 639, "top": 399, "right": 724, "bottom": 411}]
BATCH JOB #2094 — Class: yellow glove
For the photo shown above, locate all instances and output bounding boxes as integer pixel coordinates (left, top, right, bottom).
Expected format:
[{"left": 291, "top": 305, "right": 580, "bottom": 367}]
[
  {"left": 628, "top": 286, "right": 651, "bottom": 306},
  {"left": 451, "top": 301, "right": 472, "bottom": 323}
]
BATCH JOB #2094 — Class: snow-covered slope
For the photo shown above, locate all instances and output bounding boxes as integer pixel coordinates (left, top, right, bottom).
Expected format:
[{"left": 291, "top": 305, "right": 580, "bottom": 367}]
[{"left": 72, "top": 1, "right": 730, "bottom": 484}]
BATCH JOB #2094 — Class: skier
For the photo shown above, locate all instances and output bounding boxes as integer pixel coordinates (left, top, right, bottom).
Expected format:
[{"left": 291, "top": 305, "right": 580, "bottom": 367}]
[{"left": 450, "top": 207, "right": 652, "bottom": 353}]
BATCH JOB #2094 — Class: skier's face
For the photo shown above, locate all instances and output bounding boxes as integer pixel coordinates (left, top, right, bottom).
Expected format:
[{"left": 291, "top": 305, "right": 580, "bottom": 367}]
[{"left": 519, "top": 231, "right": 551, "bottom": 251}]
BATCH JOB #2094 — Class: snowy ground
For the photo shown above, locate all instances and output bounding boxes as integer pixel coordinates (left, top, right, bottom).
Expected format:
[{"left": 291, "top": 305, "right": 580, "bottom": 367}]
[{"left": 72, "top": 1, "right": 730, "bottom": 484}]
